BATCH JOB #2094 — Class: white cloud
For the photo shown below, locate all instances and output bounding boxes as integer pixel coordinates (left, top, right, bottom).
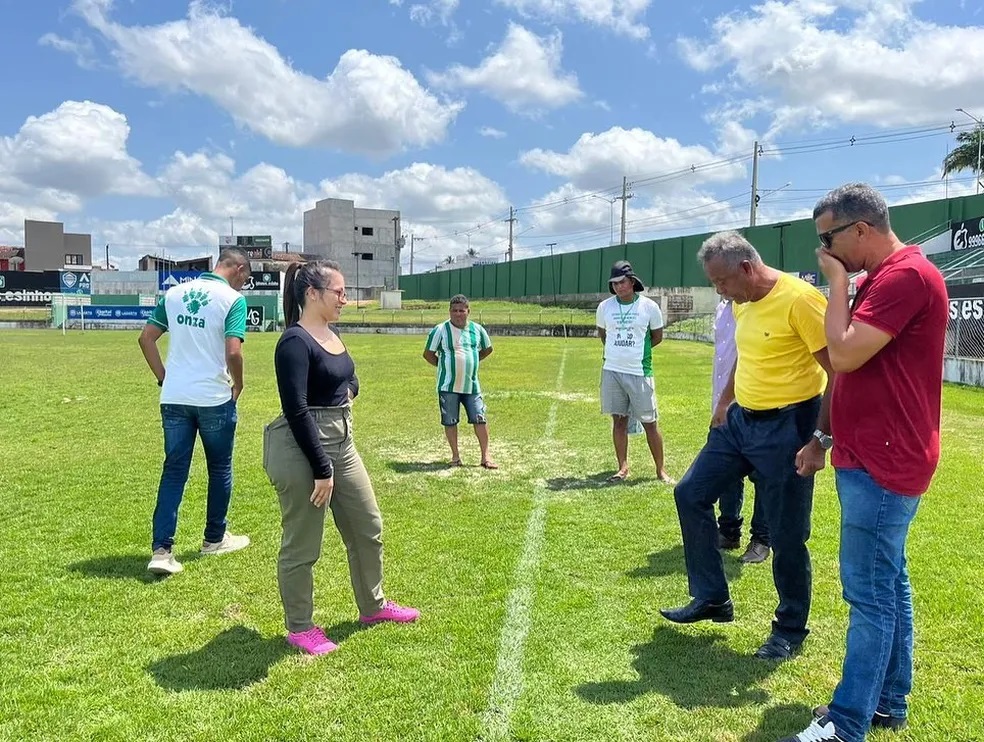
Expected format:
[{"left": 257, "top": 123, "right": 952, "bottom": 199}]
[
  {"left": 38, "top": 32, "right": 98, "bottom": 69},
  {"left": 409, "top": 0, "right": 459, "bottom": 25},
  {"left": 0, "top": 100, "right": 157, "bottom": 242},
  {"left": 69, "top": 0, "right": 462, "bottom": 156},
  {"left": 0, "top": 97, "right": 512, "bottom": 270},
  {"left": 495, "top": 0, "right": 652, "bottom": 40},
  {"left": 428, "top": 23, "right": 582, "bottom": 113},
  {"left": 479, "top": 126, "right": 507, "bottom": 138},
  {"left": 678, "top": 0, "right": 984, "bottom": 132},
  {"left": 520, "top": 126, "right": 747, "bottom": 191}
]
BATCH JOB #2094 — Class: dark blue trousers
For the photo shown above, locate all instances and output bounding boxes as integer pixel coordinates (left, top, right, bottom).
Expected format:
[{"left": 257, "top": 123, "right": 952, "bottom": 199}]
[{"left": 673, "top": 396, "right": 820, "bottom": 643}]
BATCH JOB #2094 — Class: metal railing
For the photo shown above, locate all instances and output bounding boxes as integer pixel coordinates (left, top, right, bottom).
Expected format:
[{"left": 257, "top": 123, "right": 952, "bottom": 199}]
[{"left": 946, "top": 310, "right": 984, "bottom": 359}]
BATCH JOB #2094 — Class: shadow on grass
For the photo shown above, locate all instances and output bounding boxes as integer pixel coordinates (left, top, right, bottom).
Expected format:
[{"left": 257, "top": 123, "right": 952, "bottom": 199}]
[
  {"left": 387, "top": 461, "right": 454, "bottom": 474},
  {"left": 545, "top": 473, "right": 657, "bottom": 491},
  {"left": 627, "top": 545, "right": 746, "bottom": 582},
  {"left": 68, "top": 552, "right": 203, "bottom": 582},
  {"left": 741, "top": 703, "right": 815, "bottom": 742},
  {"left": 576, "top": 626, "right": 776, "bottom": 709},
  {"left": 148, "top": 626, "right": 291, "bottom": 691}
]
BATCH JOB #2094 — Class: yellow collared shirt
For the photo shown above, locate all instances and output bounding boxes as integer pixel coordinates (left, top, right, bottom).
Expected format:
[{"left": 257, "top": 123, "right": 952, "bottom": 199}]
[{"left": 732, "top": 273, "right": 828, "bottom": 410}]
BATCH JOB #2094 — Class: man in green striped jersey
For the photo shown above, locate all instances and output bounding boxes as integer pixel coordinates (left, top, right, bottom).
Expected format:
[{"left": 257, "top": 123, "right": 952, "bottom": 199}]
[{"left": 423, "top": 295, "right": 498, "bottom": 469}]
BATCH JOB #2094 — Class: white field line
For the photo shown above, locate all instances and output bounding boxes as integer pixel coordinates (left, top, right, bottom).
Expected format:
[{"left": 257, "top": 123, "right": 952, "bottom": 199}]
[{"left": 479, "top": 345, "right": 568, "bottom": 742}]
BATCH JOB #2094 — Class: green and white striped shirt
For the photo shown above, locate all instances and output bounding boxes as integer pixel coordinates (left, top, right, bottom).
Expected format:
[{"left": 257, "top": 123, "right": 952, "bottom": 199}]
[{"left": 425, "top": 320, "right": 492, "bottom": 394}]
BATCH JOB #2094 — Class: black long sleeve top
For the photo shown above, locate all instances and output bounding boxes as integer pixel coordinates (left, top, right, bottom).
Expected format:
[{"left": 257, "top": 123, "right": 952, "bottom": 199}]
[{"left": 273, "top": 325, "right": 359, "bottom": 479}]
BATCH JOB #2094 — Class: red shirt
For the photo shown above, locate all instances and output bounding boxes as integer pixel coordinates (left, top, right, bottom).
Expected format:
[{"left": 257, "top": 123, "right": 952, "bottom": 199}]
[{"left": 830, "top": 246, "right": 948, "bottom": 496}]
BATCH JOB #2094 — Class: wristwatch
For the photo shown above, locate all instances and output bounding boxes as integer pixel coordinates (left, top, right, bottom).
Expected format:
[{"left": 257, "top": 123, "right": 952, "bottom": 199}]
[{"left": 813, "top": 429, "right": 833, "bottom": 450}]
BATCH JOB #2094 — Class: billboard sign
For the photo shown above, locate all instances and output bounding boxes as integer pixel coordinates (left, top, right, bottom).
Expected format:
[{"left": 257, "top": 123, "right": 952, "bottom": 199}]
[
  {"left": 951, "top": 217, "right": 984, "bottom": 252},
  {"left": 220, "top": 235, "right": 273, "bottom": 260},
  {"left": 67, "top": 306, "right": 154, "bottom": 322},
  {"left": 59, "top": 270, "right": 92, "bottom": 295},
  {"left": 159, "top": 271, "right": 280, "bottom": 292},
  {"left": 0, "top": 270, "right": 61, "bottom": 306},
  {"left": 246, "top": 305, "right": 265, "bottom": 330}
]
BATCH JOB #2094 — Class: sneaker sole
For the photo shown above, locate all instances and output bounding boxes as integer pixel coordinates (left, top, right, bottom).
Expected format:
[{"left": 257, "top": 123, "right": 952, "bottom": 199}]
[
  {"left": 147, "top": 564, "right": 183, "bottom": 575},
  {"left": 200, "top": 540, "right": 251, "bottom": 556}
]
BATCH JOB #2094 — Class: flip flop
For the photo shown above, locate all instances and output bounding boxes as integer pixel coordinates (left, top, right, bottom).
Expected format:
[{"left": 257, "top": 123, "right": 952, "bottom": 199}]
[
  {"left": 449, "top": 459, "right": 462, "bottom": 467},
  {"left": 480, "top": 460, "right": 499, "bottom": 470},
  {"left": 606, "top": 472, "right": 628, "bottom": 483}
]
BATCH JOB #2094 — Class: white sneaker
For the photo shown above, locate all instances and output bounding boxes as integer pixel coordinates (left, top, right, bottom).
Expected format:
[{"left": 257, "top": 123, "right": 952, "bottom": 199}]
[
  {"left": 148, "top": 548, "right": 184, "bottom": 575},
  {"left": 200, "top": 531, "right": 250, "bottom": 556}
]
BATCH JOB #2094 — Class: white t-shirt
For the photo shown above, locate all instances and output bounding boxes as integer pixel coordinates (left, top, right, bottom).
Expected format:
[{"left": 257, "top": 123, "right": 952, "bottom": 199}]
[
  {"left": 148, "top": 273, "right": 248, "bottom": 406},
  {"left": 596, "top": 294, "right": 664, "bottom": 377}
]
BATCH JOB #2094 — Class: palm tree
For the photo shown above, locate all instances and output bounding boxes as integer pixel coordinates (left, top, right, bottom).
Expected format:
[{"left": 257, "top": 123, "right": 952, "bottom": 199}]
[
  {"left": 443, "top": 255, "right": 455, "bottom": 265},
  {"left": 943, "top": 125, "right": 984, "bottom": 182},
  {"left": 465, "top": 247, "right": 479, "bottom": 257}
]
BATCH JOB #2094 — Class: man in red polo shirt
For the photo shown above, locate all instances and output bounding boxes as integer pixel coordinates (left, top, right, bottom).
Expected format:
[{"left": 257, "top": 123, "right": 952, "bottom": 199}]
[{"left": 779, "top": 183, "right": 948, "bottom": 742}]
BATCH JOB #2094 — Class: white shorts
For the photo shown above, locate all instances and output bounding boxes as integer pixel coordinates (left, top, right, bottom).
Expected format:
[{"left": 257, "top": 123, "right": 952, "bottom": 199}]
[{"left": 600, "top": 369, "right": 658, "bottom": 423}]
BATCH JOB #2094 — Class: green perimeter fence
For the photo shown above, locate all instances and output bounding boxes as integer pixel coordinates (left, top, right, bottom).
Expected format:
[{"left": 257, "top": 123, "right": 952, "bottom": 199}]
[{"left": 398, "top": 193, "right": 984, "bottom": 301}]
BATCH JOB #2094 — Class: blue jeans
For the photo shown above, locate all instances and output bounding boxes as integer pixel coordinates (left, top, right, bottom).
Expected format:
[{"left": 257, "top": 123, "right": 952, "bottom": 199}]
[
  {"left": 828, "top": 468, "right": 920, "bottom": 742},
  {"left": 673, "top": 397, "right": 819, "bottom": 643},
  {"left": 152, "top": 399, "right": 238, "bottom": 551},
  {"left": 717, "top": 473, "right": 770, "bottom": 545},
  {"left": 439, "top": 391, "right": 487, "bottom": 426}
]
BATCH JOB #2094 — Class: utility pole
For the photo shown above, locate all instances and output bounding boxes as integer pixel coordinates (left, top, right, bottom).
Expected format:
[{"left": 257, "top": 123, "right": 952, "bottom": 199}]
[
  {"left": 956, "top": 109, "right": 983, "bottom": 195},
  {"left": 105, "top": 244, "right": 110, "bottom": 270},
  {"left": 351, "top": 251, "right": 361, "bottom": 309},
  {"left": 410, "top": 233, "right": 426, "bottom": 275},
  {"left": 749, "top": 140, "right": 760, "bottom": 227},
  {"left": 615, "top": 177, "right": 633, "bottom": 245},
  {"left": 773, "top": 222, "right": 791, "bottom": 271},
  {"left": 392, "top": 215, "right": 402, "bottom": 287},
  {"left": 505, "top": 206, "right": 517, "bottom": 261},
  {"left": 229, "top": 216, "right": 235, "bottom": 238},
  {"left": 546, "top": 242, "right": 558, "bottom": 305}
]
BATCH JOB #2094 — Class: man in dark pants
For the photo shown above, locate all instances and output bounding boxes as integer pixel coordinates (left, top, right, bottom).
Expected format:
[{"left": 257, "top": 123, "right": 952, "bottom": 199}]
[
  {"left": 712, "top": 297, "right": 770, "bottom": 563},
  {"left": 661, "top": 231, "right": 836, "bottom": 661}
]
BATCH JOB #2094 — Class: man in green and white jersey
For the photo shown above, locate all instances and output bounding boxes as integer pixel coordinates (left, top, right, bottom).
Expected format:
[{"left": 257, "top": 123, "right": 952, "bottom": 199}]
[
  {"left": 423, "top": 294, "right": 498, "bottom": 469},
  {"left": 596, "top": 260, "right": 674, "bottom": 484}
]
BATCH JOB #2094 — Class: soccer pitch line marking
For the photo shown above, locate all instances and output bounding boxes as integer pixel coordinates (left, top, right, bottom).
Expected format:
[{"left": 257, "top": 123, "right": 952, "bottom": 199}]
[{"left": 479, "top": 344, "right": 568, "bottom": 742}]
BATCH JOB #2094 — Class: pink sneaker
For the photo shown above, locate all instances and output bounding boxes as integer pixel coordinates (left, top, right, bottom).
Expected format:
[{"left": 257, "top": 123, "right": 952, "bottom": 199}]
[
  {"left": 287, "top": 627, "right": 338, "bottom": 655},
  {"left": 360, "top": 600, "right": 420, "bottom": 625}
]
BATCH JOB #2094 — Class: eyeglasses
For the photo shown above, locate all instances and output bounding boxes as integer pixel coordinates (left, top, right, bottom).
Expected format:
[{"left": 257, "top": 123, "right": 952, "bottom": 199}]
[
  {"left": 818, "top": 220, "right": 863, "bottom": 250},
  {"left": 323, "top": 287, "right": 347, "bottom": 301}
]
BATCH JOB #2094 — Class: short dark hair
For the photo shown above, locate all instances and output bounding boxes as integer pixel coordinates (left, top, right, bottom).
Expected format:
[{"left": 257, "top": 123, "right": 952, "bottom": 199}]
[
  {"left": 218, "top": 247, "right": 250, "bottom": 268},
  {"left": 813, "top": 183, "right": 891, "bottom": 233},
  {"left": 449, "top": 294, "right": 469, "bottom": 308}
]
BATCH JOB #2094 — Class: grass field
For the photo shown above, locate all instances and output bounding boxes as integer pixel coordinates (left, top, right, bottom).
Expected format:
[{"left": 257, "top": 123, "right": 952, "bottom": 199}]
[{"left": 0, "top": 330, "right": 981, "bottom": 742}]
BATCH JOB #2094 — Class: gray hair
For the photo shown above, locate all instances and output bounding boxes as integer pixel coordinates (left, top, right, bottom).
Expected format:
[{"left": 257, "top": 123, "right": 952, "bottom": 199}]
[
  {"left": 697, "top": 231, "right": 762, "bottom": 269},
  {"left": 813, "top": 182, "right": 890, "bottom": 232},
  {"left": 449, "top": 293, "right": 469, "bottom": 308}
]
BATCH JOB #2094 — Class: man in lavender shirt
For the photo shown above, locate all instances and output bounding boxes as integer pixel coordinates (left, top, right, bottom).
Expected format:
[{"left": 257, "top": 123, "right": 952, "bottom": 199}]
[{"left": 713, "top": 298, "right": 770, "bottom": 564}]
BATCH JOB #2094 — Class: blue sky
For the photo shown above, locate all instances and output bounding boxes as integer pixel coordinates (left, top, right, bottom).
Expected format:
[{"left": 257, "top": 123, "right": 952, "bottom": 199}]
[{"left": 2, "top": 0, "right": 983, "bottom": 270}]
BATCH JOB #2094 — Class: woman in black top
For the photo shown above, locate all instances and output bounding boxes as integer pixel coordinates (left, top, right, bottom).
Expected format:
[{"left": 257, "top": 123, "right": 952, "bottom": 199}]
[{"left": 263, "top": 260, "right": 419, "bottom": 656}]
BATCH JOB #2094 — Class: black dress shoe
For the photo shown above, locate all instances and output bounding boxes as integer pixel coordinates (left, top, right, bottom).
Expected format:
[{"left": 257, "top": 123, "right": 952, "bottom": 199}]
[
  {"left": 754, "top": 633, "right": 801, "bottom": 660},
  {"left": 660, "top": 598, "right": 734, "bottom": 624}
]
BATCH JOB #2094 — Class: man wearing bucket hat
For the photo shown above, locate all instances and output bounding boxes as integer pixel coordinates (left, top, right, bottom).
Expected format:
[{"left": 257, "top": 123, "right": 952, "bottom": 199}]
[{"left": 595, "top": 260, "right": 674, "bottom": 484}]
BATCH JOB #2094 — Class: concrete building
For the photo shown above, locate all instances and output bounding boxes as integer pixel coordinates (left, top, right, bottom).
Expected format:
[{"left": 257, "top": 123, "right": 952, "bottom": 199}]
[
  {"left": 138, "top": 255, "right": 213, "bottom": 272},
  {"left": 303, "top": 198, "right": 402, "bottom": 298},
  {"left": 24, "top": 219, "right": 92, "bottom": 271}
]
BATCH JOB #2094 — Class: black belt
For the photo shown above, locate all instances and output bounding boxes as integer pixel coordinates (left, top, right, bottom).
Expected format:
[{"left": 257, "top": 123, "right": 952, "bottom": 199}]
[{"left": 739, "top": 396, "right": 818, "bottom": 419}]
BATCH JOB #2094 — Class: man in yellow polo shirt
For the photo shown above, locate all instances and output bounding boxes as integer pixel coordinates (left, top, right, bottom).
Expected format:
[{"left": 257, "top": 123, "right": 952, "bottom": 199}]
[{"left": 661, "top": 230, "right": 835, "bottom": 662}]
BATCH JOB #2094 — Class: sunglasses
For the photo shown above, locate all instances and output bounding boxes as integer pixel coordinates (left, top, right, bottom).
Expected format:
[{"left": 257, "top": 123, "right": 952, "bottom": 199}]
[{"left": 818, "top": 220, "right": 863, "bottom": 250}]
